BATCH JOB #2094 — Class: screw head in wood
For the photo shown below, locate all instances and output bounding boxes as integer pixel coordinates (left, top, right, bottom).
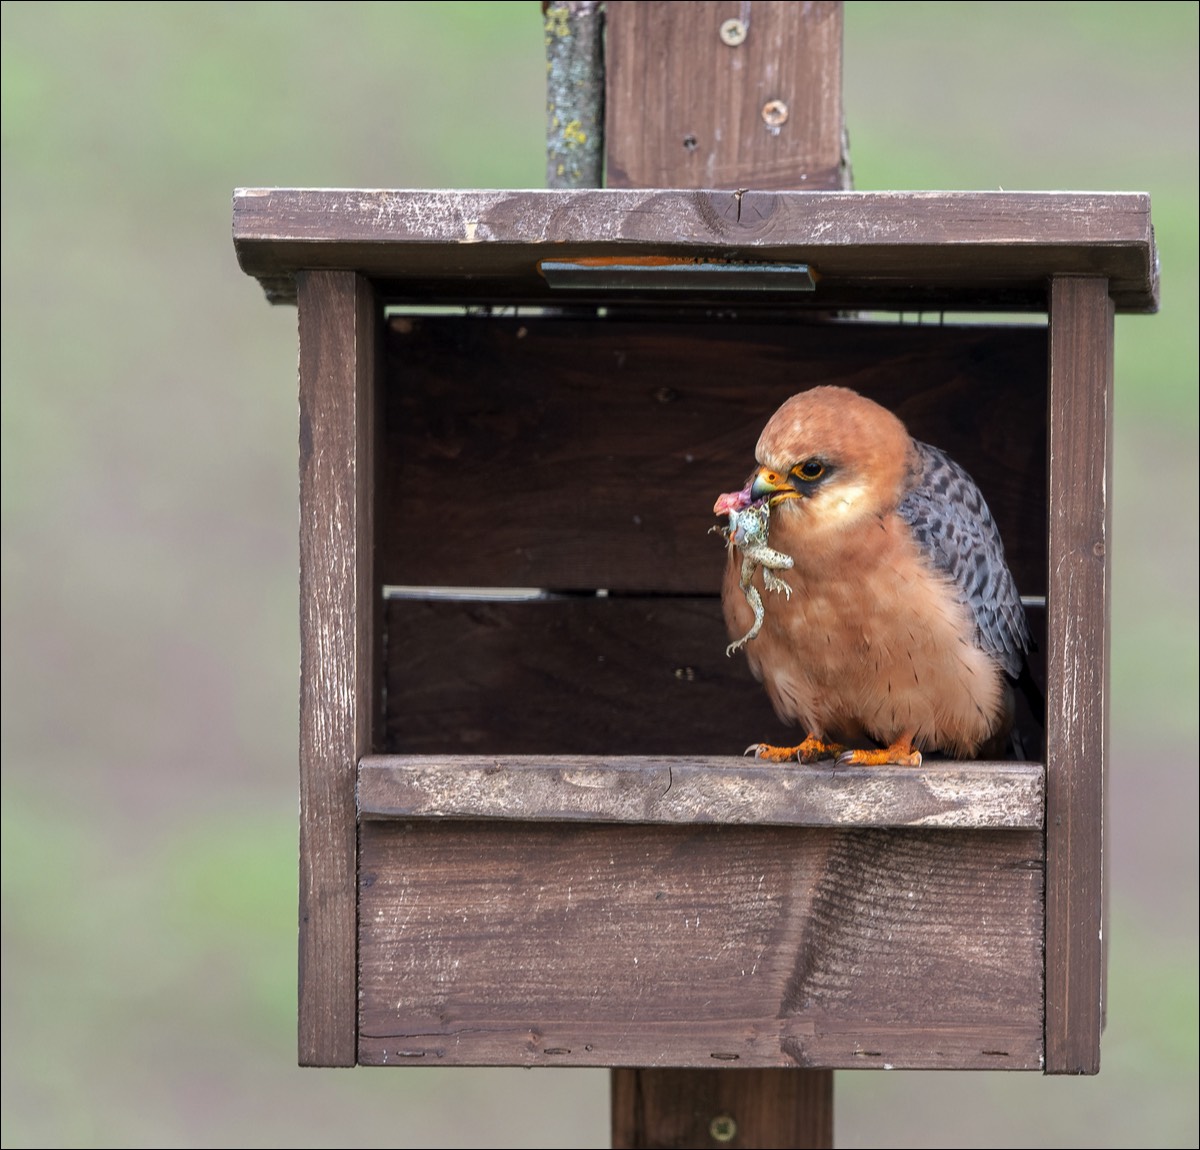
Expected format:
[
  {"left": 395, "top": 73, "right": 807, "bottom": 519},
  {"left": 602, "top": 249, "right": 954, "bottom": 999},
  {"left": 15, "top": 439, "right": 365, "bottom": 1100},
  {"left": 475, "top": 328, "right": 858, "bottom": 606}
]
[
  {"left": 719, "top": 18, "right": 747, "bottom": 46},
  {"left": 761, "top": 99, "right": 789, "bottom": 128},
  {"left": 709, "top": 1113, "right": 738, "bottom": 1142}
]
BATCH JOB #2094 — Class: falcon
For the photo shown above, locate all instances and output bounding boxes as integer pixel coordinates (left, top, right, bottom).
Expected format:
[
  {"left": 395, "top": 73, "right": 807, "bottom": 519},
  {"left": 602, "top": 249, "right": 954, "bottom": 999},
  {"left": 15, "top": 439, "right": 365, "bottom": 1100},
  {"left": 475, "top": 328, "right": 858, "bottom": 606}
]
[{"left": 714, "top": 386, "right": 1030, "bottom": 766}]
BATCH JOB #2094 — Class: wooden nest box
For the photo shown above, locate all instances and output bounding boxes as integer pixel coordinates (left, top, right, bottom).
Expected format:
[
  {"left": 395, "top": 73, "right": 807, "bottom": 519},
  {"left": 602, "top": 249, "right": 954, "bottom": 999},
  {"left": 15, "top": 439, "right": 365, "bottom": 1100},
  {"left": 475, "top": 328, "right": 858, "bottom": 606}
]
[{"left": 233, "top": 4, "right": 1157, "bottom": 1143}]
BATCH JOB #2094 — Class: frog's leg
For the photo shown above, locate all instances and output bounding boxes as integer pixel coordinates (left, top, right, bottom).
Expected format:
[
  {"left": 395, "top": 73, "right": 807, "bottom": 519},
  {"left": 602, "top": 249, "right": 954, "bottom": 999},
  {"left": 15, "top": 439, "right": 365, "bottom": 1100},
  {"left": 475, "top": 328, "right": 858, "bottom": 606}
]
[{"left": 726, "top": 574, "right": 765, "bottom": 656}]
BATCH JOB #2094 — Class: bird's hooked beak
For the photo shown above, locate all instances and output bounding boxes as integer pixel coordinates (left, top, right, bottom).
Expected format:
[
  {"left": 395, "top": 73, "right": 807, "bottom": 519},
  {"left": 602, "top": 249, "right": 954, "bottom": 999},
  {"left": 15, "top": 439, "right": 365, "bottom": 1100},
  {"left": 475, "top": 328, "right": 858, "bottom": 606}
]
[
  {"left": 712, "top": 466, "right": 806, "bottom": 518},
  {"left": 750, "top": 466, "right": 803, "bottom": 506}
]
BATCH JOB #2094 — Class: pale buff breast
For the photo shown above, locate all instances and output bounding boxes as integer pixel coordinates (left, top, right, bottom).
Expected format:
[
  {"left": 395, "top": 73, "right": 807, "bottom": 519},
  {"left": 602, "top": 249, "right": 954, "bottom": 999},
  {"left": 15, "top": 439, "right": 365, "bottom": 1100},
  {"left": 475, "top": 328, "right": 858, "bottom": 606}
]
[{"left": 723, "top": 515, "right": 1005, "bottom": 757}]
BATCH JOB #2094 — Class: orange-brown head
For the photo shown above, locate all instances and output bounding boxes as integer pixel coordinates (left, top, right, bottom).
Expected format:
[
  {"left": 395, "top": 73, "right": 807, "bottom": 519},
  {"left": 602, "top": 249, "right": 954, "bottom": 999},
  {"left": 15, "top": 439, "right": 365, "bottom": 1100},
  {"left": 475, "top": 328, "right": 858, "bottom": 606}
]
[{"left": 749, "top": 387, "right": 918, "bottom": 545}]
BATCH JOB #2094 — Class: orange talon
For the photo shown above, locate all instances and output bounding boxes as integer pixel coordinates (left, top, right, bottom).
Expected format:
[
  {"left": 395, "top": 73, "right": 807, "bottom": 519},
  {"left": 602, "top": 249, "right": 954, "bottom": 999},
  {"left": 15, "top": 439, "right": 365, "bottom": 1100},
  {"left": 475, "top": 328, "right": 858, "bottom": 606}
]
[
  {"left": 836, "top": 733, "right": 923, "bottom": 768},
  {"left": 745, "top": 735, "right": 847, "bottom": 763}
]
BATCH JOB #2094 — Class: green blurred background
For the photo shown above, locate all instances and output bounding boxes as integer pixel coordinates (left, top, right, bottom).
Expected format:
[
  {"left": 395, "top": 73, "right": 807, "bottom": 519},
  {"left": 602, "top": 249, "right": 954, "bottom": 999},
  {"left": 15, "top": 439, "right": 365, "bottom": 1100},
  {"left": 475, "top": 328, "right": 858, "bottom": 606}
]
[{"left": 1, "top": 2, "right": 1195, "bottom": 1146}]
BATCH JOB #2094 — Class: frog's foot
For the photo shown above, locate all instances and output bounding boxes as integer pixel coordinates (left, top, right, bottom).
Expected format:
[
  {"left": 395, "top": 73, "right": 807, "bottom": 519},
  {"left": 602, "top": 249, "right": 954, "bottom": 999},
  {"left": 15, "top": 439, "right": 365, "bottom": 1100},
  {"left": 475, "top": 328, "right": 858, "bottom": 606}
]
[
  {"left": 744, "top": 735, "right": 847, "bottom": 763},
  {"left": 726, "top": 584, "right": 765, "bottom": 656},
  {"left": 762, "top": 568, "right": 792, "bottom": 599},
  {"left": 725, "top": 624, "right": 759, "bottom": 656},
  {"left": 836, "top": 733, "right": 923, "bottom": 768}
]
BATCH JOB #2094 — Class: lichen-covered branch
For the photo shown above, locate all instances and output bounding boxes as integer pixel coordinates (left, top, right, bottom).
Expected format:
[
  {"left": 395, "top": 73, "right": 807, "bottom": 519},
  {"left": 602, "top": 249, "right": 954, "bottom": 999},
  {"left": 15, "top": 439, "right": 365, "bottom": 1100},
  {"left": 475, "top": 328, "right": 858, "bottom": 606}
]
[{"left": 545, "top": 1, "right": 605, "bottom": 188}]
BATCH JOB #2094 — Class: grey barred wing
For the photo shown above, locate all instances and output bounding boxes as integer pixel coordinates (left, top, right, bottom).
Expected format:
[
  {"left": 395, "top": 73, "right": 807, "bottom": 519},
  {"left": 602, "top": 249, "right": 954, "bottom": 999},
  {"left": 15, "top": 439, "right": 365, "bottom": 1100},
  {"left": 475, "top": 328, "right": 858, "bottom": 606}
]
[{"left": 898, "top": 441, "right": 1030, "bottom": 677}]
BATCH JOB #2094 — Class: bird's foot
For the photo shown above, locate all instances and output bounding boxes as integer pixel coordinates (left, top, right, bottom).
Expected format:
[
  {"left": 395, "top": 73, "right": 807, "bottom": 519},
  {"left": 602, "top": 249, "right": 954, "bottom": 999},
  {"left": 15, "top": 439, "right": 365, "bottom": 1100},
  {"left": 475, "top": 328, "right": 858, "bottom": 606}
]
[
  {"left": 745, "top": 735, "right": 847, "bottom": 763},
  {"left": 836, "top": 739, "right": 923, "bottom": 768}
]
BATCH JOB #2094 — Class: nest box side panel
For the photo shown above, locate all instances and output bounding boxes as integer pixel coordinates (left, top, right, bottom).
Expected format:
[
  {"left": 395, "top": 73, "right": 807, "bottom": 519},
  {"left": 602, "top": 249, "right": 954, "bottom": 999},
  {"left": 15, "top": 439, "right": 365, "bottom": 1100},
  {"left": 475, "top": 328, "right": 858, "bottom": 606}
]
[
  {"left": 1045, "top": 275, "right": 1114, "bottom": 1074},
  {"left": 297, "top": 270, "right": 380, "bottom": 1066}
]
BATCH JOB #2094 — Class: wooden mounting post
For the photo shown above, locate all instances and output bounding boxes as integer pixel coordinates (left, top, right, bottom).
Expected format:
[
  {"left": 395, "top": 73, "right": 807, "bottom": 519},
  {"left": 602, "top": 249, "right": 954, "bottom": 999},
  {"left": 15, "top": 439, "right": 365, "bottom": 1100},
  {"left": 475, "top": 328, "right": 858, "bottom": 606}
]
[
  {"left": 601, "top": 3, "right": 847, "bottom": 1144},
  {"left": 605, "top": 0, "right": 849, "bottom": 191}
]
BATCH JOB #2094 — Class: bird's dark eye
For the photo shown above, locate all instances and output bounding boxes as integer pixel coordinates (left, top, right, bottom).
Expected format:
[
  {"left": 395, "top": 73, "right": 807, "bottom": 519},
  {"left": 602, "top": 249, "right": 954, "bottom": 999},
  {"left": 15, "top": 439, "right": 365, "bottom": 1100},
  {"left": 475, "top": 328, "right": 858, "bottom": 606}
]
[{"left": 794, "top": 459, "right": 826, "bottom": 482}]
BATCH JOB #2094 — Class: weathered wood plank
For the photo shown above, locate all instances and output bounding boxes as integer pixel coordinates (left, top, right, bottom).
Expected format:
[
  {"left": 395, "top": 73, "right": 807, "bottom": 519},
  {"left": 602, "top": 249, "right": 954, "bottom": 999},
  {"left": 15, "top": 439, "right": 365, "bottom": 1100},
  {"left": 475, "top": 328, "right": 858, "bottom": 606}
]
[
  {"left": 297, "top": 270, "right": 377, "bottom": 1066},
  {"left": 379, "top": 316, "right": 1049, "bottom": 594},
  {"left": 380, "top": 595, "right": 780, "bottom": 755},
  {"left": 358, "top": 755, "right": 1044, "bottom": 829},
  {"left": 379, "top": 597, "right": 1046, "bottom": 761},
  {"left": 232, "top": 188, "right": 1158, "bottom": 312},
  {"left": 605, "top": 1, "right": 847, "bottom": 192},
  {"left": 612, "top": 1067, "right": 832, "bottom": 1149},
  {"left": 357, "top": 822, "right": 1045, "bottom": 1069},
  {"left": 1045, "top": 275, "right": 1112, "bottom": 1075}
]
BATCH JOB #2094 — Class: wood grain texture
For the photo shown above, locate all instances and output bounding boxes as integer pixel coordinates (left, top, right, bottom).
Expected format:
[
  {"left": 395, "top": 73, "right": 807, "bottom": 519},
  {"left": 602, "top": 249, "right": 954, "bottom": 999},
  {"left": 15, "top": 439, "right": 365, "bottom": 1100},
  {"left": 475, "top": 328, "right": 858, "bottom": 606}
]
[
  {"left": 232, "top": 188, "right": 1158, "bottom": 312},
  {"left": 1045, "top": 276, "right": 1113, "bottom": 1075},
  {"left": 605, "top": 1, "right": 847, "bottom": 192},
  {"left": 380, "top": 595, "right": 781, "bottom": 755},
  {"left": 378, "top": 316, "right": 1048, "bottom": 594},
  {"left": 357, "top": 822, "right": 1045, "bottom": 1069},
  {"left": 611, "top": 1066, "right": 832, "bottom": 1149},
  {"left": 378, "top": 597, "right": 1046, "bottom": 762},
  {"left": 297, "top": 271, "right": 378, "bottom": 1066},
  {"left": 358, "top": 755, "right": 1044, "bottom": 829}
]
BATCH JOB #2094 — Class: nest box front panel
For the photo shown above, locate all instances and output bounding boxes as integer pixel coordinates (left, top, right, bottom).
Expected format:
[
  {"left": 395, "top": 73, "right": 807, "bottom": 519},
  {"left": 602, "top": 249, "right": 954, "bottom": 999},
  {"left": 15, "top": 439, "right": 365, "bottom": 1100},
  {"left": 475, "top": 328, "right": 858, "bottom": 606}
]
[{"left": 358, "top": 820, "right": 1044, "bottom": 1069}]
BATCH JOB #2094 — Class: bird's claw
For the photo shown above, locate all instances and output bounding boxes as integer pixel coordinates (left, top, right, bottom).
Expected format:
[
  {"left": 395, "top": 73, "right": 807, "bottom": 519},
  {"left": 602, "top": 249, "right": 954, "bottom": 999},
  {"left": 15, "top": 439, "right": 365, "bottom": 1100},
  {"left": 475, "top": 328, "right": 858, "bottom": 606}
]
[
  {"left": 743, "top": 743, "right": 799, "bottom": 762},
  {"left": 836, "top": 745, "right": 924, "bottom": 768},
  {"left": 744, "top": 737, "right": 847, "bottom": 763}
]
